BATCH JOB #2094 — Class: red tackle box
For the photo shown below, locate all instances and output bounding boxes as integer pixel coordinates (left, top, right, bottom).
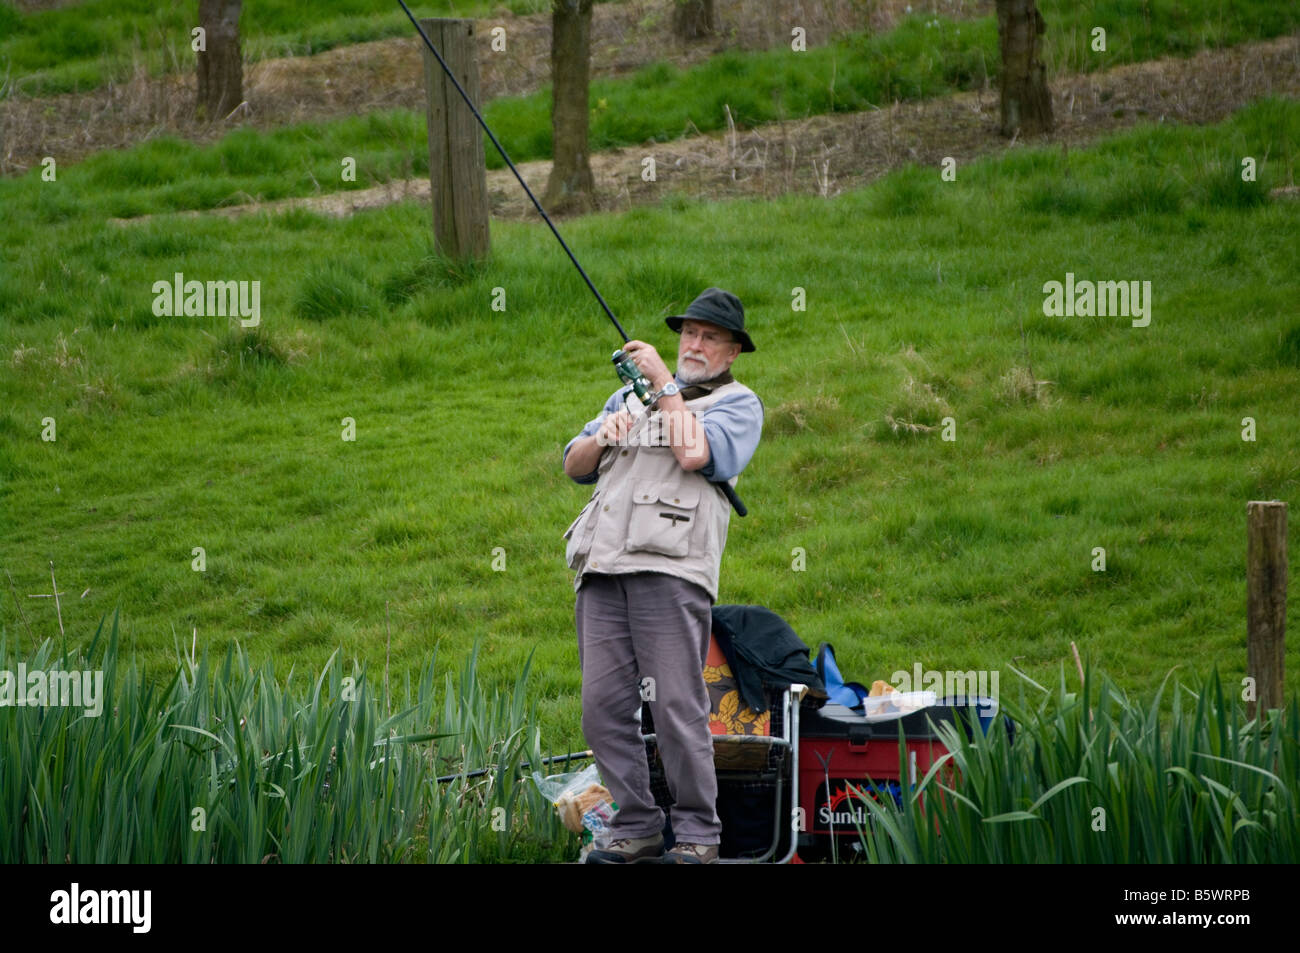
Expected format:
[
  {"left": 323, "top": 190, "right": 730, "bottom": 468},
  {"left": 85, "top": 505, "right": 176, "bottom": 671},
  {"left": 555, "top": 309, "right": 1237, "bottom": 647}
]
[{"left": 795, "top": 697, "right": 1000, "bottom": 859}]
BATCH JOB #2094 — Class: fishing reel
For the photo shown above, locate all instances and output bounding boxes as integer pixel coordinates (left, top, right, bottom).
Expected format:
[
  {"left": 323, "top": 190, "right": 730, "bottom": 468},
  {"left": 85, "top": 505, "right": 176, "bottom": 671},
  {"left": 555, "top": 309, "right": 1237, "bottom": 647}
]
[{"left": 612, "top": 350, "right": 654, "bottom": 408}]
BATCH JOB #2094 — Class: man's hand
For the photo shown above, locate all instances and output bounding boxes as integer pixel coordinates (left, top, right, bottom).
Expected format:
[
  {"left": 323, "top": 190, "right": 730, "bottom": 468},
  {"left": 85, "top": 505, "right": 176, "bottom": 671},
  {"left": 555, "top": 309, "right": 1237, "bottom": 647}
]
[
  {"left": 565, "top": 409, "right": 633, "bottom": 479},
  {"left": 621, "top": 340, "right": 673, "bottom": 390},
  {"left": 596, "top": 409, "right": 634, "bottom": 447}
]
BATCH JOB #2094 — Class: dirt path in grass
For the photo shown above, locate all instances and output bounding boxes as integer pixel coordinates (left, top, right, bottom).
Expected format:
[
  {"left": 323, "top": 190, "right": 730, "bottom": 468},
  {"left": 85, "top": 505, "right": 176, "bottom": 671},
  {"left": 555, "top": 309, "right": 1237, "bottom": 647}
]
[
  {"left": 107, "top": 32, "right": 1300, "bottom": 228},
  {"left": 1, "top": 0, "right": 962, "bottom": 175}
]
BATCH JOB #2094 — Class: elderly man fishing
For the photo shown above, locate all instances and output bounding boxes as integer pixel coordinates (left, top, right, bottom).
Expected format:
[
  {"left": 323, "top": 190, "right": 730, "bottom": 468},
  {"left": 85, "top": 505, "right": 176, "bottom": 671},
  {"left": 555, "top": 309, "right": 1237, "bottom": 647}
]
[{"left": 562, "top": 288, "right": 764, "bottom": 864}]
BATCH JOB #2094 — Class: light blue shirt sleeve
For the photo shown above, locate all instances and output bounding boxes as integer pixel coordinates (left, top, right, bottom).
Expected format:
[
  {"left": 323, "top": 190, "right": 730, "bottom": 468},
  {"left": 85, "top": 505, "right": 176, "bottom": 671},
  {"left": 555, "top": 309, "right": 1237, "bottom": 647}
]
[
  {"left": 563, "top": 386, "right": 631, "bottom": 484},
  {"left": 696, "top": 388, "right": 764, "bottom": 483}
]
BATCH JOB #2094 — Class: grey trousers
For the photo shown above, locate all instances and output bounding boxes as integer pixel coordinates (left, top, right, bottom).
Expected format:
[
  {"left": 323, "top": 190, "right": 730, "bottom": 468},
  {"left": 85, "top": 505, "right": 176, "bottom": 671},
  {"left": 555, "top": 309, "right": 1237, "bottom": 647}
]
[{"left": 575, "top": 571, "right": 720, "bottom": 845}]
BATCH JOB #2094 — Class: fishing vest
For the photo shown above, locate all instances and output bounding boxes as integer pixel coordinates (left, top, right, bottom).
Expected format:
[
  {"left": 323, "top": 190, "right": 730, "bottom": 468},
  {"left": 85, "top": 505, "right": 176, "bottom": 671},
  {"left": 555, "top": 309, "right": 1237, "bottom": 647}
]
[{"left": 564, "top": 379, "right": 756, "bottom": 603}]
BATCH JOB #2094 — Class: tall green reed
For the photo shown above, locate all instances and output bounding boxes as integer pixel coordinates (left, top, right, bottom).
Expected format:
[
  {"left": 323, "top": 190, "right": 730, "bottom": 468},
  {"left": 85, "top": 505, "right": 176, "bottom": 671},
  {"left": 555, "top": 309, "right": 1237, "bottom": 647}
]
[
  {"left": 853, "top": 665, "right": 1299, "bottom": 863},
  {"left": 0, "top": 609, "right": 574, "bottom": 863}
]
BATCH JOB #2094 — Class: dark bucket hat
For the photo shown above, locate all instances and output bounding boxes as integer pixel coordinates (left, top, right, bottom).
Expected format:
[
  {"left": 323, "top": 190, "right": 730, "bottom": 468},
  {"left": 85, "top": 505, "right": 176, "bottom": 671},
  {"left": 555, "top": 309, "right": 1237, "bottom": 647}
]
[{"left": 665, "top": 287, "right": 755, "bottom": 353}]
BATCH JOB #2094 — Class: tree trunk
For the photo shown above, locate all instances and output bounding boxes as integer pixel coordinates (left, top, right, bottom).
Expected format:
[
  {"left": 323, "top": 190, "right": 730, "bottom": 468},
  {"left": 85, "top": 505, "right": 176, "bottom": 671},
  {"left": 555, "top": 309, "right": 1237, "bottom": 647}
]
[
  {"left": 197, "top": 0, "right": 244, "bottom": 120},
  {"left": 995, "top": 0, "right": 1053, "bottom": 137},
  {"left": 672, "top": 0, "right": 717, "bottom": 41},
  {"left": 543, "top": 0, "right": 595, "bottom": 214}
]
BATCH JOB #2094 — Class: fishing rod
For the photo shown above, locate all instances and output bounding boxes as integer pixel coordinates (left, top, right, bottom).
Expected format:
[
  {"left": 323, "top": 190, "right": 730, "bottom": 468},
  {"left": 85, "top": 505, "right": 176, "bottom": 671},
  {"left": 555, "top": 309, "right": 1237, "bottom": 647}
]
[
  {"left": 435, "top": 748, "right": 594, "bottom": 784},
  {"left": 397, "top": 0, "right": 747, "bottom": 517}
]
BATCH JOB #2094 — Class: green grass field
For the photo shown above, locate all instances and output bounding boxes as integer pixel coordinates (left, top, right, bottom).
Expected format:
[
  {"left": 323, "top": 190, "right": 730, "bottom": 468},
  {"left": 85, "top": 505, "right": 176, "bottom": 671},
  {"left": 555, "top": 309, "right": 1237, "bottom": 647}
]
[
  {"left": 4, "top": 0, "right": 1297, "bottom": 868},
  {"left": 3, "top": 93, "right": 1297, "bottom": 753}
]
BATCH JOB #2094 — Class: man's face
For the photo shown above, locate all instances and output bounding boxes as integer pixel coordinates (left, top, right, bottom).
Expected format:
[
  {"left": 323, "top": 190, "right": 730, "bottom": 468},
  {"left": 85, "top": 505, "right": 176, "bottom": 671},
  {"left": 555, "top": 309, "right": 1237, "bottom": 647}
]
[{"left": 676, "top": 319, "right": 742, "bottom": 384}]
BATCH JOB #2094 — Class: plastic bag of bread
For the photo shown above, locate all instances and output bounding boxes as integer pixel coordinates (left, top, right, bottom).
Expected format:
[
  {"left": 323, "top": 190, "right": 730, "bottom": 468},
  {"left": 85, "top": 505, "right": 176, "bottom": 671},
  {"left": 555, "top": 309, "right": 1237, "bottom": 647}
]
[
  {"left": 532, "top": 763, "right": 617, "bottom": 835},
  {"left": 555, "top": 783, "right": 614, "bottom": 833}
]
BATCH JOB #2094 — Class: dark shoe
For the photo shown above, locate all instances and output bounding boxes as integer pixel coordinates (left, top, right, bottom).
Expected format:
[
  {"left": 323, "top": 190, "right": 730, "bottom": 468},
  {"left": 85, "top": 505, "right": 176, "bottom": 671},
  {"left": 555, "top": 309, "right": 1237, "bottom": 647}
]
[
  {"left": 659, "top": 842, "right": 719, "bottom": 864},
  {"left": 584, "top": 834, "right": 665, "bottom": 864}
]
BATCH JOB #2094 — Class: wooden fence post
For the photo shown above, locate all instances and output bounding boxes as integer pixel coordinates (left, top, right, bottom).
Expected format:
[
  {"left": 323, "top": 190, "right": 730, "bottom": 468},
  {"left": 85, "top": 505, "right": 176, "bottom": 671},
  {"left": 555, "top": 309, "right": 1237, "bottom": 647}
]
[
  {"left": 420, "top": 18, "right": 490, "bottom": 261},
  {"left": 1246, "top": 500, "right": 1287, "bottom": 718}
]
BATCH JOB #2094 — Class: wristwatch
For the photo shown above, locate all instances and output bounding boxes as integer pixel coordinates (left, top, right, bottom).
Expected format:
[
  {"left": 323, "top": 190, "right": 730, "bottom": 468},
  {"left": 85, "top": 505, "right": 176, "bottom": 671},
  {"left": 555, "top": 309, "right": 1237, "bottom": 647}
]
[{"left": 652, "top": 381, "right": 680, "bottom": 402}]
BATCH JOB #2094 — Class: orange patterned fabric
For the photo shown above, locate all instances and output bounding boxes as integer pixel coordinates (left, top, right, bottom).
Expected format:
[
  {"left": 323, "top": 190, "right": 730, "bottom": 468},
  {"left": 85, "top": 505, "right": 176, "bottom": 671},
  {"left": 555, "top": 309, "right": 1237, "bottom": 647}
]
[{"left": 705, "top": 634, "right": 770, "bottom": 736}]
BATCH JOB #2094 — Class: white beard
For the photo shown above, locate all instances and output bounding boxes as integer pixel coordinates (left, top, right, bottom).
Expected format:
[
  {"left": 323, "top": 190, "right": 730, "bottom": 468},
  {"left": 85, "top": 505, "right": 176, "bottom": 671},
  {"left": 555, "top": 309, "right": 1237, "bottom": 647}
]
[{"left": 676, "top": 352, "right": 714, "bottom": 384}]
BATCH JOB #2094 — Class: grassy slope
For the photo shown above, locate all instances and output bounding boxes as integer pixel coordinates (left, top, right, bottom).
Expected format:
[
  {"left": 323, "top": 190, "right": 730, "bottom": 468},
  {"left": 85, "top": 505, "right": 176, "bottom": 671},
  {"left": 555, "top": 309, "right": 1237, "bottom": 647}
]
[{"left": 2, "top": 98, "right": 1298, "bottom": 752}]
